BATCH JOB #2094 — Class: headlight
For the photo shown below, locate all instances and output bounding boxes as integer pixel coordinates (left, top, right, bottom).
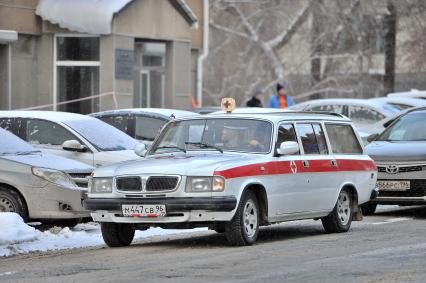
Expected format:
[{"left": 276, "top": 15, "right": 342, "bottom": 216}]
[
  {"left": 186, "top": 176, "right": 225, "bottom": 192},
  {"left": 32, "top": 167, "right": 77, "bottom": 189},
  {"left": 90, "top": 177, "right": 113, "bottom": 193}
]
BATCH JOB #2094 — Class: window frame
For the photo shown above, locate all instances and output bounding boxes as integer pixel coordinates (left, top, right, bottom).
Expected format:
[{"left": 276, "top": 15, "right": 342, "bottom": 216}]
[
  {"left": 53, "top": 34, "right": 101, "bottom": 112},
  {"left": 323, "top": 122, "right": 363, "bottom": 155},
  {"left": 275, "top": 122, "right": 300, "bottom": 156},
  {"left": 347, "top": 105, "right": 385, "bottom": 123},
  {"left": 294, "top": 122, "right": 330, "bottom": 155},
  {"left": 22, "top": 118, "right": 90, "bottom": 151}
]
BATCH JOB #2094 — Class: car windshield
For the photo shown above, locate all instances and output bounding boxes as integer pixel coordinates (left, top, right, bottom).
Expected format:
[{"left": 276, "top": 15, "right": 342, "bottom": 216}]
[
  {"left": 149, "top": 118, "right": 273, "bottom": 154},
  {"left": 377, "top": 111, "right": 426, "bottom": 141},
  {"left": 64, "top": 119, "right": 138, "bottom": 151},
  {"left": 0, "top": 128, "right": 40, "bottom": 155}
]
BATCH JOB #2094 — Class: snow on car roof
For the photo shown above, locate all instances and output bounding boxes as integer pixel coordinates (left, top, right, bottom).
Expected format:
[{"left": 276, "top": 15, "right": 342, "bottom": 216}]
[
  {"left": 90, "top": 108, "right": 200, "bottom": 119},
  {"left": 177, "top": 111, "right": 351, "bottom": 123},
  {"left": 290, "top": 98, "right": 400, "bottom": 115},
  {"left": 0, "top": 111, "right": 94, "bottom": 122}
]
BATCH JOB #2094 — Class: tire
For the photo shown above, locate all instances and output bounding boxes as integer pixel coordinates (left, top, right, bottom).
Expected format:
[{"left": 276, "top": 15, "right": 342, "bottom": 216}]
[
  {"left": 361, "top": 203, "right": 377, "bottom": 215},
  {"left": 0, "top": 186, "right": 28, "bottom": 221},
  {"left": 100, "top": 222, "right": 135, "bottom": 247},
  {"left": 322, "top": 189, "right": 353, "bottom": 233},
  {"left": 225, "top": 191, "right": 260, "bottom": 246}
]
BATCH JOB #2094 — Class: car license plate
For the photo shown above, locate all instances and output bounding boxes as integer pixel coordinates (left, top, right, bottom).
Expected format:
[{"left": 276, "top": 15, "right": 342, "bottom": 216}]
[
  {"left": 122, "top": 204, "right": 166, "bottom": 217},
  {"left": 377, "top": 180, "right": 410, "bottom": 191}
]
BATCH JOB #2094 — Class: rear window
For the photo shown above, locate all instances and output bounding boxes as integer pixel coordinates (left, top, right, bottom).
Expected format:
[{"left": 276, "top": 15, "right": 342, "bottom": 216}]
[{"left": 325, "top": 124, "right": 362, "bottom": 154}]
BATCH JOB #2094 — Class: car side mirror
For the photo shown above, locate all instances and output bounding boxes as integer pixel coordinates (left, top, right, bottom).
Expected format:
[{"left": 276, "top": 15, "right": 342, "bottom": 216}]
[
  {"left": 367, "top": 133, "right": 379, "bottom": 143},
  {"left": 277, "top": 141, "right": 299, "bottom": 156},
  {"left": 62, "top": 140, "right": 87, "bottom": 152},
  {"left": 134, "top": 143, "right": 147, "bottom": 157}
]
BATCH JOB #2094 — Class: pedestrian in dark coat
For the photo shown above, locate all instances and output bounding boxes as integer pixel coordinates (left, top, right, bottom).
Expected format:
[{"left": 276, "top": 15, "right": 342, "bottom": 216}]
[{"left": 246, "top": 90, "right": 263, "bottom": 107}]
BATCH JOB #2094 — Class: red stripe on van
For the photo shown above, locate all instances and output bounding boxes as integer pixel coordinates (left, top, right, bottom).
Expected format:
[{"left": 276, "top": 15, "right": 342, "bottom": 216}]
[{"left": 214, "top": 159, "right": 376, "bottom": 179}]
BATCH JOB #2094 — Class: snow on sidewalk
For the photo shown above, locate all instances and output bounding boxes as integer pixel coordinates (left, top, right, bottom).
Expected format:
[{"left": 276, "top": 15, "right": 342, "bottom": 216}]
[{"left": 0, "top": 213, "right": 206, "bottom": 257}]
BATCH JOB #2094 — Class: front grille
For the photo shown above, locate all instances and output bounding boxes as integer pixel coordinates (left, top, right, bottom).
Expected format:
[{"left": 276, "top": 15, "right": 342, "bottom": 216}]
[
  {"left": 379, "top": 179, "right": 426, "bottom": 197},
  {"left": 378, "top": 166, "right": 423, "bottom": 173},
  {"left": 116, "top": 177, "right": 142, "bottom": 192},
  {"left": 146, "top": 176, "right": 179, "bottom": 192},
  {"left": 69, "top": 173, "right": 91, "bottom": 188}
]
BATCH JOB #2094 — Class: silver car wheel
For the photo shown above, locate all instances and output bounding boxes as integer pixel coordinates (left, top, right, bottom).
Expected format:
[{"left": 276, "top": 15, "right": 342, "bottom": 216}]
[
  {"left": 243, "top": 199, "right": 258, "bottom": 238},
  {"left": 337, "top": 190, "right": 351, "bottom": 225},
  {"left": 0, "top": 196, "right": 16, "bottom": 212}
]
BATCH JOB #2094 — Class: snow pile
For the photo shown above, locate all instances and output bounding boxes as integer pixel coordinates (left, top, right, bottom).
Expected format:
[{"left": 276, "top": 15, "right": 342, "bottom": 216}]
[
  {"left": 0, "top": 213, "right": 38, "bottom": 245},
  {"left": 0, "top": 213, "right": 207, "bottom": 257}
]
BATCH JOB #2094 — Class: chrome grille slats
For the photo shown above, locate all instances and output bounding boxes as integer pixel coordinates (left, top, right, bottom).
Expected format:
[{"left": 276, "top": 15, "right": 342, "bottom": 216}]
[{"left": 115, "top": 175, "right": 180, "bottom": 193}]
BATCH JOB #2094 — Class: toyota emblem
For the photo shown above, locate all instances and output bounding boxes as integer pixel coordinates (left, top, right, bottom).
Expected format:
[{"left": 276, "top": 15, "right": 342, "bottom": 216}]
[{"left": 385, "top": 165, "right": 399, "bottom": 174}]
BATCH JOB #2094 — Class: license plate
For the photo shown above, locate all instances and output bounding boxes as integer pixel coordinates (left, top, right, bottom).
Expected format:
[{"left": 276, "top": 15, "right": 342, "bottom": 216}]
[
  {"left": 377, "top": 180, "right": 410, "bottom": 191},
  {"left": 122, "top": 204, "right": 166, "bottom": 217}
]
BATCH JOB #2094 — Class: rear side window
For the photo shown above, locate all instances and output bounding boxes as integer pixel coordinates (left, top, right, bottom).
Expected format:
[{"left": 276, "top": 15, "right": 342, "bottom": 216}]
[
  {"left": 310, "top": 104, "right": 345, "bottom": 115},
  {"left": 0, "top": 118, "right": 14, "bottom": 131},
  {"left": 98, "top": 115, "right": 132, "bottom": 135},
  {"left": 325, "top": 124, "right": 362, "bottom": 154},
  {"left": 296, "top": 123, "right": 328, "bottom": 155},
  {"left": 312, "top": 124, "right": 328, "bottom": 154},
  {"left": 348, "top": 106, "right": 385, "bottom": 123}
]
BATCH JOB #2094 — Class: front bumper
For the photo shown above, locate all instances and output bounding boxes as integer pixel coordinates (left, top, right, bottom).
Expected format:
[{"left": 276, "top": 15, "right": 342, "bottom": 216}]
[
  {"left": 371, "top": 196, "right": 426, "bottom": 205},
  {"left": 84, "top": 196, "right": 238, "bottom": 224},
  {"left": 83, "top": 196, "right": 237, "bottom": 212}
]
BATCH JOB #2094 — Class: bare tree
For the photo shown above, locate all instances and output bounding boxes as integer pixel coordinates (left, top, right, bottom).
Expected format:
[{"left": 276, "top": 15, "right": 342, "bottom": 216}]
[{"left": 203, "top": 0, "right": 426, "bottom": 106}]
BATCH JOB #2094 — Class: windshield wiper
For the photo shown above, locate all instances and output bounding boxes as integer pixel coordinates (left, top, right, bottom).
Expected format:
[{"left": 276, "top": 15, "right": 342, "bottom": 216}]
[
  {"left": 155, "top": 145, "right": 186, "bottom": 153},
  {"left": 185, "top": 142, "right": 223, "bottom": 153}
]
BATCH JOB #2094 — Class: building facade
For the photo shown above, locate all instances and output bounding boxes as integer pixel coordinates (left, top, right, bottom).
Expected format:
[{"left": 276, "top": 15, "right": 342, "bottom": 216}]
[{"left": 0, "top": 0, "right": 205, "bottom": 113}]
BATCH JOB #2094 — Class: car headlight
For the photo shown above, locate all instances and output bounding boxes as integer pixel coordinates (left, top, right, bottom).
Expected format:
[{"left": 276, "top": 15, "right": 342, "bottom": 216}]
[
  {"left": 32, "top": 167, "right": 77, "bottom": 189},
  {"left": 90, "top": 177, "right": 113, "bottom": 193},
  {"left": 186, "top": 176, "right": 225, "bottom": 192}
]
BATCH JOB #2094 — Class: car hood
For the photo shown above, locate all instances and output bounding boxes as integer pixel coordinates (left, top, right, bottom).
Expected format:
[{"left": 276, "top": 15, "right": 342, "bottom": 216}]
[
  {"left": 94, "top": 149, "right": 140, "bottom": 167},
  {"left": 365, "top": 141, "right": 426, "bottom": 162},
  {"left": 93, "top": 152, "right": 265, "bottom": 177},
  {"left": 0, "top": 152, "right": 93, "bottom": 173}
]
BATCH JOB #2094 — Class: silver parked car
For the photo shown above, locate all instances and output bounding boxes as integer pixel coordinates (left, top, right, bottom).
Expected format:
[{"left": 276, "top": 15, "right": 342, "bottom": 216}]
[
  {"left": 363, "top": 107, "right": 426, "bottom": 214},
  {"left": 0, "top": 128, "right": 92, "bottom": 224},
  {"left": 289, "top": 98, "right": 400, "bottom": 125},
  {"left": 0, "top": 111, "right": 140, "bottom": 167}
]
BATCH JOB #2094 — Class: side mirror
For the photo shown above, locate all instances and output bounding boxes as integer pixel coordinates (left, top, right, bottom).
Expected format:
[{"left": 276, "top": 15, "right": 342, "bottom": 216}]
[
  {"left": 134, "top": 143, "right": 147, "bottom": 157},
  {"left": 277, "top": 141, "right": 299, "bottom": 156},
  {"left": 367, "top": 133, "right": 379, "bottom": 143},
  {"left": 62, "top": 140, "right": 87, "bottom": 152}
]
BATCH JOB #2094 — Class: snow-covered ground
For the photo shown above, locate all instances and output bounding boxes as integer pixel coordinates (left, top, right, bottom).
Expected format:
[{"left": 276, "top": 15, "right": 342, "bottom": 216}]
[
  {"left": 0, "top": 213, "right": 206, "bottom": 258},
  {"left": 0, "top": 205, "right": 405, "bottom": 258}
]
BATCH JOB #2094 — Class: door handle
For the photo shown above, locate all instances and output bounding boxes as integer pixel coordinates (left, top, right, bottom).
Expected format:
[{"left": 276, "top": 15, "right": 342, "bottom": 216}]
[
  {"left": 302, "top": 160, "right": 309, "bottom": 168},
  {"left": 331, "top": 159, "right": 337, "bottom": 167}
]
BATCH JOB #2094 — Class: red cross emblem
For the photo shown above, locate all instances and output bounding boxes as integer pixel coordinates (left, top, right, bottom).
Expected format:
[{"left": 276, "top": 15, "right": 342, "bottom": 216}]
[
  {"left": 290, "top": 160, "right": 297, "bottom": 174},
  {"left": 221, "top": 98, "right": 236, "bottom": 113}
]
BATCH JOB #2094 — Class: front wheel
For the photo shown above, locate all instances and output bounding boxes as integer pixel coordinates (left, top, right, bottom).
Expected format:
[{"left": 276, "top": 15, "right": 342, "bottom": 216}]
[
  {"left": 225, "top": 191, "right": 260, "bottom": 246},
  {"left": 101, "top": 222, "right": 135, "bottom": 247},
  {"left": 0, "top": 187, "right": 28, "bottom": 221},
  {"left": 322, "top": 189, "right": 353, "bottom": 233}
]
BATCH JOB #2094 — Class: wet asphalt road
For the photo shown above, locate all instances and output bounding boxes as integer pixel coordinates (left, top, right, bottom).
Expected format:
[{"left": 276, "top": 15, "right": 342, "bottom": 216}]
[{"left": 1, "top": 206, "right": 426, "bottom": 283}]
